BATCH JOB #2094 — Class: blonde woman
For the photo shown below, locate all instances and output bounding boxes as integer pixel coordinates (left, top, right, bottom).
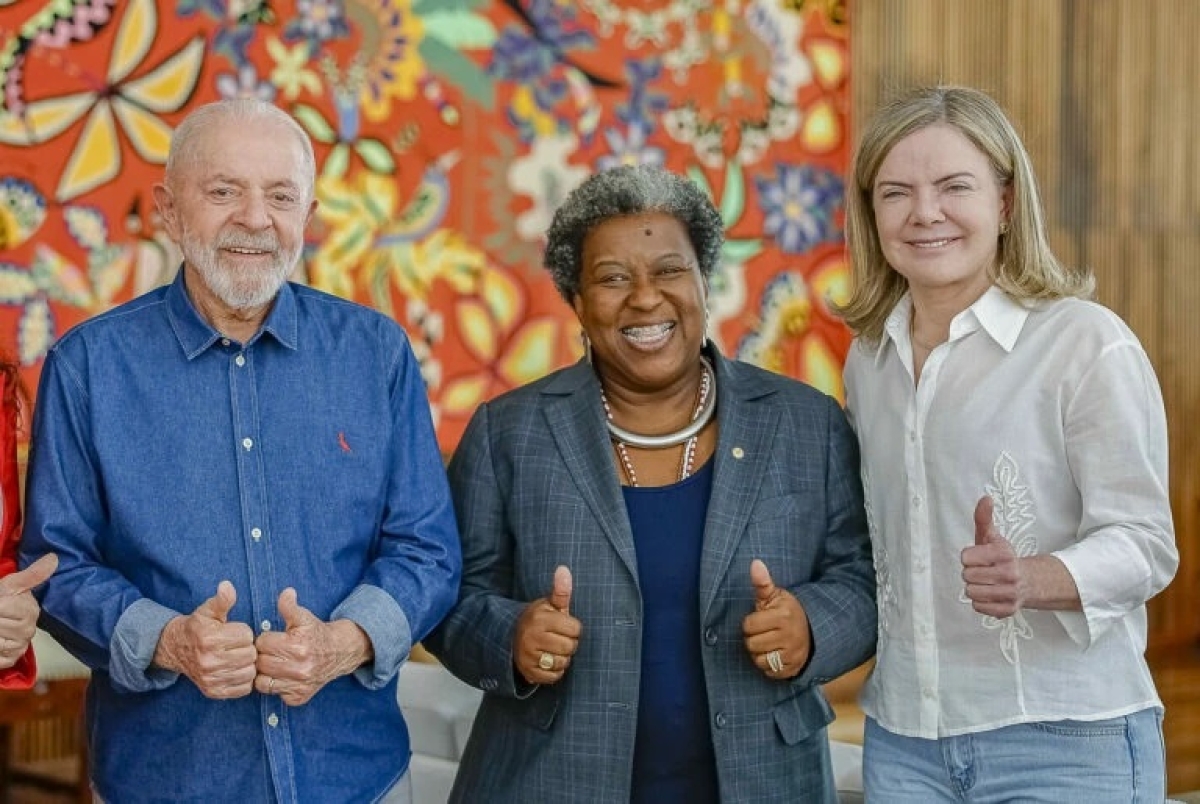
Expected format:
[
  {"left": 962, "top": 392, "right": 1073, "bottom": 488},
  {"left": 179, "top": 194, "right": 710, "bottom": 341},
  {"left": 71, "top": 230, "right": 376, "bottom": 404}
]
[{"left": 840, "top": 85, "right": 1175, "bottom": 802}]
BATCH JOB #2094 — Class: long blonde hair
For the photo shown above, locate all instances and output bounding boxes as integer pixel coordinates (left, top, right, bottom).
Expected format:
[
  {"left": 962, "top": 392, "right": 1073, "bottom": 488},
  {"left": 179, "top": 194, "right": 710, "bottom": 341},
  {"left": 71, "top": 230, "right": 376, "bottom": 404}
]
[{"left": 838, "top": 85, "right": 1094, "bottom": 343}]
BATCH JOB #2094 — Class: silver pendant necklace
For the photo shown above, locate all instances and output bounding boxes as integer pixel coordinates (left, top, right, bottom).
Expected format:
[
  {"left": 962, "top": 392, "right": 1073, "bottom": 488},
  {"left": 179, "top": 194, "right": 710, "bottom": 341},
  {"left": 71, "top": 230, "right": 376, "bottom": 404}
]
[{"left": 599, "top": 356, "right": 715, "bottom": 486}]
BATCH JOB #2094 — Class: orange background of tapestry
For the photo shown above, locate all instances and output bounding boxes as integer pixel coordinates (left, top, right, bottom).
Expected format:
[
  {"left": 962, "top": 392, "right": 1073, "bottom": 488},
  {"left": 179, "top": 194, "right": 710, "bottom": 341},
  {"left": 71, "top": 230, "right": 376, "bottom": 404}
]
[{"left": 0, "top": 0, "right": 851, "bottom": 453}]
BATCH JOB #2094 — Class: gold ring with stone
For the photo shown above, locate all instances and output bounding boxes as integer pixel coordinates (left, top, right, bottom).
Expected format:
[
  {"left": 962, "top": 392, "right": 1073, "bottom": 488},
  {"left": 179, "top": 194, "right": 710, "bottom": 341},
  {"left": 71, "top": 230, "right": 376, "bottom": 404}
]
[
  {"left": 538, "top": 652, "right": 555, "bottom": 671},
  {"left": 766, "top": 649, "right": 784, "bottom": 674}
]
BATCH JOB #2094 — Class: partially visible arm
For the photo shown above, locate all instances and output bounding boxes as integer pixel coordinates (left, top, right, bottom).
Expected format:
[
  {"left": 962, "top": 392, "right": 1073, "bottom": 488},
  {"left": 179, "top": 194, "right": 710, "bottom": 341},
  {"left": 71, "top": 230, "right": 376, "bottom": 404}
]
[
  {"left": 788, "top": 397, "right": 878, "bottom": 687},
  {"left": 1051, "top": 342, "right": 1177, "bottom": 647},
  {"left": 329, "top": 337, "right": 461, "bottom": 689},
  {"left": 423, "top": 403, "right": 531, "bottom": 698},
  {"left": 19, "top": 347, "right": 174, "bottom": 692},
  {"left": 0, "top": 375, "right": 36, "bottom": 688}
]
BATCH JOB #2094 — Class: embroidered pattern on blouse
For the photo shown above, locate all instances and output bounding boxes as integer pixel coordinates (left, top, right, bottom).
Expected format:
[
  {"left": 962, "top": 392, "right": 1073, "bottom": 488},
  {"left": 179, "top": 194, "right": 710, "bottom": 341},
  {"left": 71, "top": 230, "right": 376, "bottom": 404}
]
[
  {"left": 863, "top": 470, "right": 896, "bottom": 633},
  {"left": 962, "top": 451, "right": 1038, "bottom": 664}
]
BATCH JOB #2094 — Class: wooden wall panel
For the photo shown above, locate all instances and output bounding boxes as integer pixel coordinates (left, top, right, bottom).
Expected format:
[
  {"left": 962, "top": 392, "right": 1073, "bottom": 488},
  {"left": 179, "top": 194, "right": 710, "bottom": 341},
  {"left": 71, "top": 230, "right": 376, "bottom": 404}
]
[{"left": 851, "top": 0, "right": 1200, "bottom": 647}]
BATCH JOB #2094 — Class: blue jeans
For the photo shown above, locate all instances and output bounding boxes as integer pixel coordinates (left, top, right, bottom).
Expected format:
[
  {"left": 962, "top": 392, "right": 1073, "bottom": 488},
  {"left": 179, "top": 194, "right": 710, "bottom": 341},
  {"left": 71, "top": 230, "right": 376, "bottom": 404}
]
[{"left": 863, "top": 709, "right": 1165, "bottom": 803}]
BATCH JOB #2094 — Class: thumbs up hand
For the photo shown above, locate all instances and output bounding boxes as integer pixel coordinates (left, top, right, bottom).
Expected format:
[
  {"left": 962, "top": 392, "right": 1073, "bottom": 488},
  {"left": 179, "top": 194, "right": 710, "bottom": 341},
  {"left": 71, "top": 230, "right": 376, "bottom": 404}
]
[
  {"left": 0, "top": 554, "right": 58, "bottom": 669},
  {"left": 514, "top": 565, "right": 582, "bottom": 685},
  {"left": 742, "top": 559, "right": 809, "bottom": 680},
  {"left": 153, "top": 581, "right": 257, "bottom": 699},
  {"left": 961, "top": 496, "right": 1024, "bottom": 618},
  {"left": 255, "top": 588, "right": 373, "bottom": 707}
]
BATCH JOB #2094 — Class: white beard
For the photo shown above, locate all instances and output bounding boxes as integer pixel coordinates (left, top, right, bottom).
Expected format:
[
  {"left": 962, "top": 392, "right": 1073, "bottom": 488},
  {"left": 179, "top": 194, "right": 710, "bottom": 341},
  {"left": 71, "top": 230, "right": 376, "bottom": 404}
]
[{"left": 181, "top": 228, "right": 298, "bottom": 310}]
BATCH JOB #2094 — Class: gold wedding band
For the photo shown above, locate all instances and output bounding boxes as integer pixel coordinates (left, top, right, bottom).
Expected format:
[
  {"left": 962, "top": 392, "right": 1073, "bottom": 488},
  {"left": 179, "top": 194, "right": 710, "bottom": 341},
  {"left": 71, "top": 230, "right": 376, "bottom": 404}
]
[
  {"left": 538, "top": 652, "right": 555, "bottom": 671},
  {"left": 766, "top": 649, "right": 784, "bottom": 674}
]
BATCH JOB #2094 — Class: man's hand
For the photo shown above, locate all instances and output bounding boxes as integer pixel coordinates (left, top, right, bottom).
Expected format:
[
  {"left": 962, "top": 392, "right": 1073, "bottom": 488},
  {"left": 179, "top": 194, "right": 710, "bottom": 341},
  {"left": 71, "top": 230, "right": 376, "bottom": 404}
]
[
  {"left": 742, "top": 559, "right": 809, "bottom": 680},
  {"left": 254, "top": 588, "right": 373, "bottom": 707},
  {"left": 0, "top": 554, "right": 58, "bottom": 669},
  {"left": 513, "top": 566, "right": 581, "bottom": 685},
  {"left": 153, "top": 581, "right": 257, "bottom": 698}
]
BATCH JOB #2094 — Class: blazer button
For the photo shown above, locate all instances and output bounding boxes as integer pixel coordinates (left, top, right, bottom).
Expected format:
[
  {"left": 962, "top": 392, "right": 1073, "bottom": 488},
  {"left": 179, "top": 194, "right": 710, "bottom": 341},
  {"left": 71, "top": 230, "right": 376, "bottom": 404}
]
[
  {"left": 714, "top": 712, "right": 727, "bottom": 729},
  {"left": 704, "top": 628, "right": 718, "bottom": 646}
]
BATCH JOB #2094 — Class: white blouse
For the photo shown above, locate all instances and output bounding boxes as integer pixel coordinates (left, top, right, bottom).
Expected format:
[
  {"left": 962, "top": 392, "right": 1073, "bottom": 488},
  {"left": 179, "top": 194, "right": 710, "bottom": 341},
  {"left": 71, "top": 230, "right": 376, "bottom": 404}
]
[{"left": 844, "top": 286, "right": 1177, "bottom": 739}]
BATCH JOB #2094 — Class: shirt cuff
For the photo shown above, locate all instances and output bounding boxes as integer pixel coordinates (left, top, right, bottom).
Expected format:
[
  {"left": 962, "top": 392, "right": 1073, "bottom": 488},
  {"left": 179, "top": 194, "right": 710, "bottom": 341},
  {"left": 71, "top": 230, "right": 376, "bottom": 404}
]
[
  {"left": 331, "top": 584, "right": 411, "bottom": 690},
  {"left": 109, "top": 598, "right": 183, "bottom": 693}
]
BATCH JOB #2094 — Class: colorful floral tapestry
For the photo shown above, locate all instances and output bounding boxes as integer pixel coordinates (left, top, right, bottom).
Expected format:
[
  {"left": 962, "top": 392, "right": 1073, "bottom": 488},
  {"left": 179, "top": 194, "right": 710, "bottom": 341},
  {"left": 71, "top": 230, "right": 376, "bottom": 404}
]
[{"left": 0, "top": 0, "right": 850, "bottom": 452}]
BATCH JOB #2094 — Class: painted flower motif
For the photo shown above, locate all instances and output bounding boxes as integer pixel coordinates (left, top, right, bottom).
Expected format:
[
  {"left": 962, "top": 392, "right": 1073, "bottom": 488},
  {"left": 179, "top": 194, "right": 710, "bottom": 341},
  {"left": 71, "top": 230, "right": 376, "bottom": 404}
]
[
  {"left": 755, "top": 163, "right": 843, "bottom": 254},
  {"left": 285, "top": 0, "right": 350, "bottom": 46},
  {"left": 506, "top": 134, "right": 589, "bottom": 243},
  {"left": 735, "top": 268, "right": 846, "bottom": 398},
  {"left": 596, "top": 121, "right": 664, "bottom": 172},
  {"left": 216, "top": 63, "right": 277, "bottom": 102},
  {"left": 311, "top": 169, "right": 478, "bottom": 314},
  {"left": 0, "top": 0, "right": 205, "bottom": 201},
  {"left": 266, "top": 36, "right": 321, "bottom": 100},
  {"left": 744, "top": 0, "right": 813, "bottom": 101},
  {"left": 354, "top": 1, "right": 426, "bottom": 122},
  {"left": 439, "top": 265, "right": 572, "bottom": 421},
  {"left": 0, "top": 205, "right": 132, "bottom": 364}
]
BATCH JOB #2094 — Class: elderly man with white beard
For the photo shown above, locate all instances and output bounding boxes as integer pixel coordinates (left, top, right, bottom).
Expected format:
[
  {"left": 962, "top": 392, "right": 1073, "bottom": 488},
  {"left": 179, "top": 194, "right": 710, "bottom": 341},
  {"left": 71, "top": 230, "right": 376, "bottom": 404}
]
[{"left": 20, "top": 99, "right": 461, "bottom": 804}]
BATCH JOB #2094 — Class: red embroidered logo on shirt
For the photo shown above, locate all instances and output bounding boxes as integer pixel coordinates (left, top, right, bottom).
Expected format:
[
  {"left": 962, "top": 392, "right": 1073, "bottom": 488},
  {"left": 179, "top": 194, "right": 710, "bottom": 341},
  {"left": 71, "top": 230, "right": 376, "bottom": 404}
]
[{"left": 338, "top": 432, "right": 351, "bottom": 453}]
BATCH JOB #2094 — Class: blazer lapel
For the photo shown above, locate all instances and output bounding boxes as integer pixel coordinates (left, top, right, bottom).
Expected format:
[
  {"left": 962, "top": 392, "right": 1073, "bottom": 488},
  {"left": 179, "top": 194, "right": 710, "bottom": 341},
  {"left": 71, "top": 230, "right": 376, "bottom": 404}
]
[
  {"left": 699, "top": 353, "right": 779, "bottom": 617},
  {"left": 540, "top": 361, "right": 640, "bottom": 581}
]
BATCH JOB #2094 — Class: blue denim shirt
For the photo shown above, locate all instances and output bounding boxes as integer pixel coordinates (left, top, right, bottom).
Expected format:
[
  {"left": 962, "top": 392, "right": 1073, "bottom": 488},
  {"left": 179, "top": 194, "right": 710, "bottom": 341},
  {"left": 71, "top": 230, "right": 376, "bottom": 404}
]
[{"left": 21, "top": 273, "right": 461, "bottom": 803}]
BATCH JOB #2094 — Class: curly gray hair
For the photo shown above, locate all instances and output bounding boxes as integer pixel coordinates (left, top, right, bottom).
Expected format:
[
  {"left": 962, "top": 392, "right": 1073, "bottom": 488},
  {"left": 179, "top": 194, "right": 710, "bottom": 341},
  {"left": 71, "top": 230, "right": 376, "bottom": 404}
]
[{"left": 544, "top": 164, "right": 725, "bottom": 302}]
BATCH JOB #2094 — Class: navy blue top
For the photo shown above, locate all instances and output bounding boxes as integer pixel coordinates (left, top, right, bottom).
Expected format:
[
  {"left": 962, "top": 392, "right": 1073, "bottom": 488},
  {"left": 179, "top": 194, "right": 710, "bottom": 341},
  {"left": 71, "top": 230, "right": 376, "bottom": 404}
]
[{"left": 624, "top": 458, "right": 720, "bottom": 803}]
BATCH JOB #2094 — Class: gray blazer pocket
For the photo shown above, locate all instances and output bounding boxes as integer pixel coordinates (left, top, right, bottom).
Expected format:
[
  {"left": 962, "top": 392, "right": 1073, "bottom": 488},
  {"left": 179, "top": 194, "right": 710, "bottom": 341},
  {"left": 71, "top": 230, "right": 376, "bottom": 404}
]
[
  {"left": 772, "top": 687, "right": 835, "bottom": 745},
  {"left": 500, "top": 686, "right": 559, "bottom": 731},
  {"left": 750, "top": 492, "right": 808, "bottom": 523}
]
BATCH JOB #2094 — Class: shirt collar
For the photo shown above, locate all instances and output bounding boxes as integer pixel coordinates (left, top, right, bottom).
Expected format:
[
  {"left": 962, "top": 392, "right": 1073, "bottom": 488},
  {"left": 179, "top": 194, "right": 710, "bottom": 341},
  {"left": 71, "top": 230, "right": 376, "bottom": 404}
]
[
  {"left": 166, "top": 269, "right": 299, "bottom": 359},
  {"left": 875, "top": 285, "right": 1030, "bottom": 365}
]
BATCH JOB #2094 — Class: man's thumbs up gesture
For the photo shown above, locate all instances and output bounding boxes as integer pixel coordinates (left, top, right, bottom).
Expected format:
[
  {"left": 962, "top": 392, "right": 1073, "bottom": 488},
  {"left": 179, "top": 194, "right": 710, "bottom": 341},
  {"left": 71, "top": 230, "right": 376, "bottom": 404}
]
[
  {"left": 254, "top": 588, "right": 374, "bottom": 707},
  {"left": 742, "top": 559, "right": 809, "bottom": 680},
  {"left": 514, "top": 565, "right": 581, "bottom": 685},
  {"left": 153, "top": 580, "right": 257, "bottom": 699},
  {"left": 0, "top": 553, "right": 57, "bottom": 669}
]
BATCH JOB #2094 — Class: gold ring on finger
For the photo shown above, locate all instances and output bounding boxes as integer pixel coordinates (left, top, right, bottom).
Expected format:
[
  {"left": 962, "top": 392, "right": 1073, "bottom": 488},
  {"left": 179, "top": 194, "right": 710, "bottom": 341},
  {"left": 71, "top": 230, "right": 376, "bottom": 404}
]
[{"left": 538, "top": 652, "right": 555, "bottom": 671}]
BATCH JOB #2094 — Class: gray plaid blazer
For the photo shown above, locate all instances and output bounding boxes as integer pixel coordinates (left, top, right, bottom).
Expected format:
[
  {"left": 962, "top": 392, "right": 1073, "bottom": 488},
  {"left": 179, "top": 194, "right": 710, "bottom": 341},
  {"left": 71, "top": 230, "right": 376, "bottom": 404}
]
[{"left": 425, "top": 350, "right": 876, "bottom": 803}]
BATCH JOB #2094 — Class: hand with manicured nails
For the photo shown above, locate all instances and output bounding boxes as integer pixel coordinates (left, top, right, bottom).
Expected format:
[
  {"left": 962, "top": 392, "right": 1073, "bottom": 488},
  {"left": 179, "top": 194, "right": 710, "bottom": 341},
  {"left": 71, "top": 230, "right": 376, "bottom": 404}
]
[
  {"left": 0, "top": 553, "right": 57, "bottom": 669},
  {"left": 742, "top": 559, "right": 809, "bottom": 680},
  {"left": 254, "top": 587, "right": 373, "bottom": 707},
  {"left": 961, "top": 496, "right": 1024, "bottom": 618},
  {"left": 153, "top": 580, "right": 257, "bottom": 699},
  {"left": 513, "top": 565, "right": 581, "bottom": 685}
]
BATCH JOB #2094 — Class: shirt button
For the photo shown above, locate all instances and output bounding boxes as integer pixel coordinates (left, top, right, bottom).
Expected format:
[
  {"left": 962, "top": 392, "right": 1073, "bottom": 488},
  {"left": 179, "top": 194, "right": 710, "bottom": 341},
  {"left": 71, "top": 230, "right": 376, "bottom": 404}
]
[
  {"left": 911, "top": 495, "right": 922, "bottom": 509},
  {"left": 221, "top": 338, "right": 231, "bottom": 347},
  {"left": 704, "top": 628, "right": 718, "bottom": 646},
  {"left": 261, "top": 620, "right": 272, "bottom": 632},
  {"left": 242, "top": 437, "right": 253, "bottom": 450},
  {"left": 267, "top": 713, "right": 279, "bottom": 727},
  {"left": 251, "top": 527, "right": 262, "bottom": 541},
  {"left": 714, "top": 712, "right": 727, "bottom": 728},
  {"left": 922, "top": 687, "right": 935, "bottom": 700},
  {"left": 235, "top": 354, "right": 246, "bottom": 367}
]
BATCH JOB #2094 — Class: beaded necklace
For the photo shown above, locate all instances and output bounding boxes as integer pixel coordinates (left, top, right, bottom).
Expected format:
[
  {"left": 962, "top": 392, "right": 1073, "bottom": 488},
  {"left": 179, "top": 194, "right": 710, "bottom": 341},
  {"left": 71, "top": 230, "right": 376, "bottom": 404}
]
[{"left": 599, "top": 357, "right": 714, "bottom": 487}]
